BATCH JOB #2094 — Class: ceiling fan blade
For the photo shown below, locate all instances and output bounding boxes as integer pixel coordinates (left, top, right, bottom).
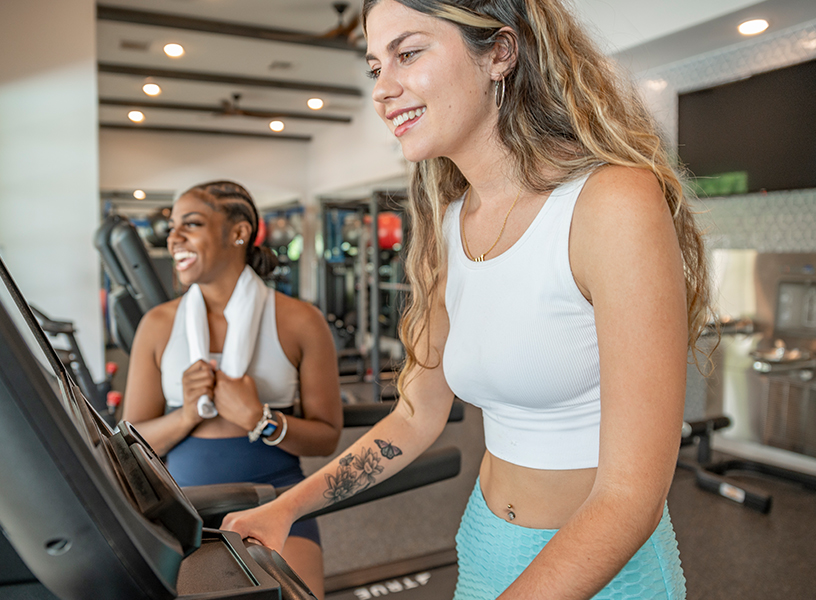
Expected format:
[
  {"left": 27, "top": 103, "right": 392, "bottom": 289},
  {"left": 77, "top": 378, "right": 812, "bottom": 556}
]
[
  {"left": 237, "top": 109, "right": 281, "bottom": 119},
  {"left": 318, "top": 5, "right": 361, "bottom": 40}
]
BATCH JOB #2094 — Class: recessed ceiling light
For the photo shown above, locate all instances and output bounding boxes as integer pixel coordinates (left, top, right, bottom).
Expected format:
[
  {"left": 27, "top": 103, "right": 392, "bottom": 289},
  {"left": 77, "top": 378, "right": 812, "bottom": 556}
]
[
  {"left": 307, "top": 98, "right": 324, "bottom": 110},
  {"left": 644, "top": 79, "right": 668, "bottom": 92},
  {"left": 133, "top": 190, "right": 146, "bottom": 200},
  {"left": 128, "top": 110, "right": 145, "bottom": 123},
  {"left": 738, "top": 19, "right": 769, "bottom": 36},
  {"left": 142, "top": 83, "right": 161, "bottom": 96},
  {"left": 164, "top": 43, "right": 185, "bottom": 58},
  {"left": 269, "top": 120, "right": 285, "bottom": 132}
]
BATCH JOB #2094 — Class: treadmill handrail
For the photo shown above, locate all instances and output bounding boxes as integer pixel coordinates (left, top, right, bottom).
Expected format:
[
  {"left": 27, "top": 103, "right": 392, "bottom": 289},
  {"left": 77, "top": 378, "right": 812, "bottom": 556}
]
[
  {"left": 343, "top": 399, "right": 465, "bottom": 428},
  {"left": 183, "top": 446, "right": 462, "bottom": 528}
]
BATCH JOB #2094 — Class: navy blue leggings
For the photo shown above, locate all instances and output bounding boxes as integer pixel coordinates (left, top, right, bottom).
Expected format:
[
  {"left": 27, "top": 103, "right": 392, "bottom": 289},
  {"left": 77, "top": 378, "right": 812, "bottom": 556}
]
[{"left": 165, "top": 435, "right": 321, "bottom": 546}]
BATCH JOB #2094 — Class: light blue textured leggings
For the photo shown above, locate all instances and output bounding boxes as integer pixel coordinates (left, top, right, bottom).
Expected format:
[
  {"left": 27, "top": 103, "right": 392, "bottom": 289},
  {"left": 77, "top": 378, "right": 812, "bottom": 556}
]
[{"left": 453, "top": 479, "right": 686, "bottom": 600}]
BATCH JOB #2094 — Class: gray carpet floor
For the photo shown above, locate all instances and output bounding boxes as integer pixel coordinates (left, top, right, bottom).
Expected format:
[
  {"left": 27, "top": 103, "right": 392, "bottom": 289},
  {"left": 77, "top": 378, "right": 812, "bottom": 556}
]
[{"left": 670, "top": 446, "right": 816, "bottom": 600}]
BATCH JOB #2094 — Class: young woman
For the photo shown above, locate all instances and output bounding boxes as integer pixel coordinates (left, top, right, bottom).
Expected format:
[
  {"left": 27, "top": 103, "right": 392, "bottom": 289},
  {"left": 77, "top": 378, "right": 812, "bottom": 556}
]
[
  {"left": 123, "top": 181, "right": 342, "bottom": 599},
  {"left": 223, "top": 2, "right": 711, "bottom": 598}
]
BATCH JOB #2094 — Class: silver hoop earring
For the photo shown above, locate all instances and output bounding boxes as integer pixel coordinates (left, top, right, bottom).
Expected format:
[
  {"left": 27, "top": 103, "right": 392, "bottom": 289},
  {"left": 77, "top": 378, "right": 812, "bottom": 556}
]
[
  {"left": 235, "top": 239, "right": 245, "bottom": 246},
  {"left": 495, "top": 76, "right": 505, "bottom": 110}
]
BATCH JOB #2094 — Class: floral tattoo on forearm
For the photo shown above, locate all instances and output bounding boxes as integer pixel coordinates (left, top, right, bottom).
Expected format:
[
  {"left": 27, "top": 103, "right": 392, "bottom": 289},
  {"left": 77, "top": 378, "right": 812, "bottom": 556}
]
[{"left": 323, "top": 440, "right": 403, "bottom": 505}]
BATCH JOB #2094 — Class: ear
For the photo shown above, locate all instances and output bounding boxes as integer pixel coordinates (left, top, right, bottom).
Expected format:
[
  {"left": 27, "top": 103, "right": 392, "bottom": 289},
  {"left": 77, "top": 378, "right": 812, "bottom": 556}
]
[
  {"left": 489, "top": 27, "right": 518, "bottom": 81},
  {"left": 231, "top": 220, "right": 253, "bottom": 246}
]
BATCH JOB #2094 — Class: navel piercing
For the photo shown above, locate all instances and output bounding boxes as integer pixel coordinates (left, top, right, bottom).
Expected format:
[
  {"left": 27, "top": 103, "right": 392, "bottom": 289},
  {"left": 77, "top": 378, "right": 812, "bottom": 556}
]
[
  {"left": 235, "top": 239, "right": 245, "bottom": 246},
  {"left": 506, "top": 504, "right": 515, "bottom": 522}
]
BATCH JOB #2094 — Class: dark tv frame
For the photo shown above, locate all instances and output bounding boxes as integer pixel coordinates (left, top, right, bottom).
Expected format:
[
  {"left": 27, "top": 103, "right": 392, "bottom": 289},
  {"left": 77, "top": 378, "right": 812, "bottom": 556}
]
[{"left": 678, "top": 57, "right": 816, "bottom": 197}]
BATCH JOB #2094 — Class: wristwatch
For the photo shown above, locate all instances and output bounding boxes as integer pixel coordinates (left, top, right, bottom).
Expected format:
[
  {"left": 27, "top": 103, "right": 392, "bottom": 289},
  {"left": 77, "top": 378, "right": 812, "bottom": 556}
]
[
  {"left": 261, "top": 410, "right": 288, "bottom": 447},
  {"left": 259, "top": 416, "right": 278, "bottom": 441}
]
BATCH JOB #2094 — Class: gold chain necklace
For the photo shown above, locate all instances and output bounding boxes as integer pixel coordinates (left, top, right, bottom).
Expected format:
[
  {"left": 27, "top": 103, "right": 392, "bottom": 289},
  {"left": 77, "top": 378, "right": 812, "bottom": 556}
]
[{"left": 462, "top": 186, "right": 522, "bottom": 262}]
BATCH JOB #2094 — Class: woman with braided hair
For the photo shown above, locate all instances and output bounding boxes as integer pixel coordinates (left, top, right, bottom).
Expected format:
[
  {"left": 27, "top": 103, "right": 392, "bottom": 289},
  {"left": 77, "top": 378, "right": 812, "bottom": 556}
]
[
  {"left": 224, "top": 1, "right": 711, "bottom": 598},
  {"left": 123, "top": 180, "right": 342, "bottom": 599}
]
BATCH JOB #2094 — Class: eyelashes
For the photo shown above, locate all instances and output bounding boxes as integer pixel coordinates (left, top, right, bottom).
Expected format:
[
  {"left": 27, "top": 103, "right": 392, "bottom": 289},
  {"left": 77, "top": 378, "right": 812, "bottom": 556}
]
[
  {"left": 168, "top": 221, "right": 203, "bottom": 233},
  {"left": 365, "top": 50, "right": 421, "bottom": 80}
]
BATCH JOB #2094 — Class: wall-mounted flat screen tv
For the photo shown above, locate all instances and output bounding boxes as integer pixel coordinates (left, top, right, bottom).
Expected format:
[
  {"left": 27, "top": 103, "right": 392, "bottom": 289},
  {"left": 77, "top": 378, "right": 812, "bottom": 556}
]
[{"left": 678, "top": 57, "right": 816, "bottom": 197}]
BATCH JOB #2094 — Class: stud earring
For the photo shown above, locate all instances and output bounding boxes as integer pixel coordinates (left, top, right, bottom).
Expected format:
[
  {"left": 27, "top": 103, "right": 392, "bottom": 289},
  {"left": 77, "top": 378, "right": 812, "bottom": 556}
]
[
  {"left": 495, "top": 76, "right": 505, "bottom": 110},
  {"left": 235, "top": 239, "right": 245, "bottom": 246}
]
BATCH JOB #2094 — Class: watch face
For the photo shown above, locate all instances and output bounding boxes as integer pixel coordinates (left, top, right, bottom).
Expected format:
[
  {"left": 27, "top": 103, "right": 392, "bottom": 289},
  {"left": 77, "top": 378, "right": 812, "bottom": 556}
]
[{"left": 261, "top": 422, "right": 278, "bottom": 438}]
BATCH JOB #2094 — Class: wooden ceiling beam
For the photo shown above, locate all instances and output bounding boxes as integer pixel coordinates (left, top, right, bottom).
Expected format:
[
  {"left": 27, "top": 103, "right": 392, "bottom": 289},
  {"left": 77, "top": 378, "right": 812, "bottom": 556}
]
[
  {"left": 97, "top": 5, "right": 363, "bottom": 53},
  {"left": 98, "top": 62, "right": 363, "bottom": 97},
  {"left": 99, "top": 98, "right": 352, "bottom": 123},
  {"left": 100, "top": 122, "right": 311, "bottom": 142}
]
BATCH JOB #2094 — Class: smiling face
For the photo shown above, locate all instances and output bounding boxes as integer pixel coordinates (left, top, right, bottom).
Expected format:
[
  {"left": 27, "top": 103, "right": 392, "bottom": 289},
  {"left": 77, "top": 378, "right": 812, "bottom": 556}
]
[
  {"left": 365, "top": 0, "right": 497, "bottom": 164},
  {"left": 167, "top": 193, "right": 243, "bottom": 287}
]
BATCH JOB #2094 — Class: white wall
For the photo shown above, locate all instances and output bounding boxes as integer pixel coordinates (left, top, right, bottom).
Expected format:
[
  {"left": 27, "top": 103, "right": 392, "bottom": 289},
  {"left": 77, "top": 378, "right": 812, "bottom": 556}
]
[
  {"left": 99, "top": 129, "right": 310, "bottom": 208},
  {"left": 307, "top": 75, "right": 408, "bottom": 198},
  {"left": 96, "top": 75, "right": 405, "bottom": 304},
  {"left": 0, "top": 0, "right": 103, "bottom": 378},
  {"left": 99, "top": 129, "right": 313, "bottom": 299}
]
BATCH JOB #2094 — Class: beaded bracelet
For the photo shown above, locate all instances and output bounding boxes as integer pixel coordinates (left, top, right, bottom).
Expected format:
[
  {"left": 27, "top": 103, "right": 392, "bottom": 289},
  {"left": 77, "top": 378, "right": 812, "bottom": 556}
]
[{"left": 248, "top": 404, "right": 274, "bottom": 443}]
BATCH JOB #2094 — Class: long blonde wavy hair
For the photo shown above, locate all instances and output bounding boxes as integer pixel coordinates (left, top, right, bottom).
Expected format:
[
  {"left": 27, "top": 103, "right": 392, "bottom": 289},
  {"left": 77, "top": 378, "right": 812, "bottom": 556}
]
[{"left": 362, "top": 0, "right": 712, "bottom": 400}]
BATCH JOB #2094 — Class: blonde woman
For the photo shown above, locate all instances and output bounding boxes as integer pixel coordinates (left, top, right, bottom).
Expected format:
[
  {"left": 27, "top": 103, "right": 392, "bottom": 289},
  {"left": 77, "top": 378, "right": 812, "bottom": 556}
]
[{"left": 224, "top": 2, "right": 710, "bottom": 598}]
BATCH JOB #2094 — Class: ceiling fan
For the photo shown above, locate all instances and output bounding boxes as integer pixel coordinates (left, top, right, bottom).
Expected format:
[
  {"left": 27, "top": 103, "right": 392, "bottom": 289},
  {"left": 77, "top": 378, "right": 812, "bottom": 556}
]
[
  {"left": 215, "top": 93, "right": 280, "bottom": 119},
  {"left": 319, "top": 1, "right": 362, "bottom": 45}
]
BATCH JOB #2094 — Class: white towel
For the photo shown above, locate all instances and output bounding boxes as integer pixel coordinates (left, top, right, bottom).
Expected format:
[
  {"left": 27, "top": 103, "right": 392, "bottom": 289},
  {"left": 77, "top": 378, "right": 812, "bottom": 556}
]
[{"left": 185, "top": 265, "right": 269, "bottom": 418}]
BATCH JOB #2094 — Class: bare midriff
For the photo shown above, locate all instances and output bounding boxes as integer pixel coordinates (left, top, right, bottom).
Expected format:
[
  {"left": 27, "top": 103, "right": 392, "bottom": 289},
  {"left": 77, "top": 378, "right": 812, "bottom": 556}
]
[{"left": 479, "top": 451, "right": 597, "bottom": 530}]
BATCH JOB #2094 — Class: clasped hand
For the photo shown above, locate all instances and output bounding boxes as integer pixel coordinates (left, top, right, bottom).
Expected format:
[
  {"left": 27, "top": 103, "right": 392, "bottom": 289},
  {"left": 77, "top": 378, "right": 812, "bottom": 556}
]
[{"left": 181, "top": 360, "right": 262, "bottom": 431}]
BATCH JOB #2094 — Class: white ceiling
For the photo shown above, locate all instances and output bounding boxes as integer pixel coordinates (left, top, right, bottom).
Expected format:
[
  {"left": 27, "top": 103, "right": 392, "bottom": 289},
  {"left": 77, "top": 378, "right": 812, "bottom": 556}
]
[
  {"left": 574, "top": 0, "right": 764, "bottom": 52},
  {"left": 96, "top": 0, "right": 816, "bottom": 138}
]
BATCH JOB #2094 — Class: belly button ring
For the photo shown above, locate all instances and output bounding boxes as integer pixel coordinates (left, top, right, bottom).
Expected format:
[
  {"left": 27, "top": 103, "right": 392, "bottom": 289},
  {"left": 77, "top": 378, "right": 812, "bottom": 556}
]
[{"left": 507, "top": 504, "right": 515, "bottom": 522}]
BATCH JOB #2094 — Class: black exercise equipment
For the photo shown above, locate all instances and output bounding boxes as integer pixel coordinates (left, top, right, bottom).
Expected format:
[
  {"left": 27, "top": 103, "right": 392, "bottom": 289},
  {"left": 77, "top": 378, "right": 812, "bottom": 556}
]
[
  {"left": 341, "top": 398, "right": 464, "bottom": 428},
  {"left": 680, "top": 415, "right": 816, "bottom": 513},
  {"left": 145, "top": 207, "right": 172, "bottom": 248},
  {"left": 185, "top": 446, "right": 461, "bottom": 529},
  {"left": 91, "top": 214, "right": 467, "bottom": 598},
  {"left": 29, "top": 304, "right": 117, "bottom": 425},
  {"left": 0, "top": 254, "right": 463, "bottom": 600},
  {"left": 320, "top": 194, "right": 409, "bottom": 401},
  {"left": 678, "top": 417, "right": 773, "bottom": 513},
  {"left": 95, "top": 214, "right": 171, "bottom": 353}
]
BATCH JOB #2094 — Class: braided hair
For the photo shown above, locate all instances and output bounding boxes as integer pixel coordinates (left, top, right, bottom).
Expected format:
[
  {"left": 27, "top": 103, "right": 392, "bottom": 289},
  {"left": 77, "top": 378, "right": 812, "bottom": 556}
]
[{"left": 181, "top": 180, "right": 278, "bottom": 278}]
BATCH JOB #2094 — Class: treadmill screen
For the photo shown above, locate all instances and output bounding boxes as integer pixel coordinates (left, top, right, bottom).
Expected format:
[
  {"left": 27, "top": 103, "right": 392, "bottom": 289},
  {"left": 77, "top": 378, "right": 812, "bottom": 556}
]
[
  {"left": 0, "top": 262, "right": 109, "bottom": 459},
  {"left": 0, "top": 280, "right": 62, "bottom": 392}
]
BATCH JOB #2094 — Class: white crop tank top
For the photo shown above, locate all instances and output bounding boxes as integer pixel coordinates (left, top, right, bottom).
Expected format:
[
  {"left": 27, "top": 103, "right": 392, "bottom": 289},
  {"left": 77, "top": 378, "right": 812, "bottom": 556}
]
[
  {"left": 443, "top": 174, "right": 601, "bottom": 470},
  {"left": 161, "top": 290, "right": 299, "bottom": 411}
]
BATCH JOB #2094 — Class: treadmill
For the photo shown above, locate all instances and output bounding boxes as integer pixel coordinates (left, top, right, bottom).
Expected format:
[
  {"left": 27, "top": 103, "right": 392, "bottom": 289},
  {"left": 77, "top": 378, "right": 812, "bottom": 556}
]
[{"left": 0, "top": 254, "right": 462, "bottom": 600}]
